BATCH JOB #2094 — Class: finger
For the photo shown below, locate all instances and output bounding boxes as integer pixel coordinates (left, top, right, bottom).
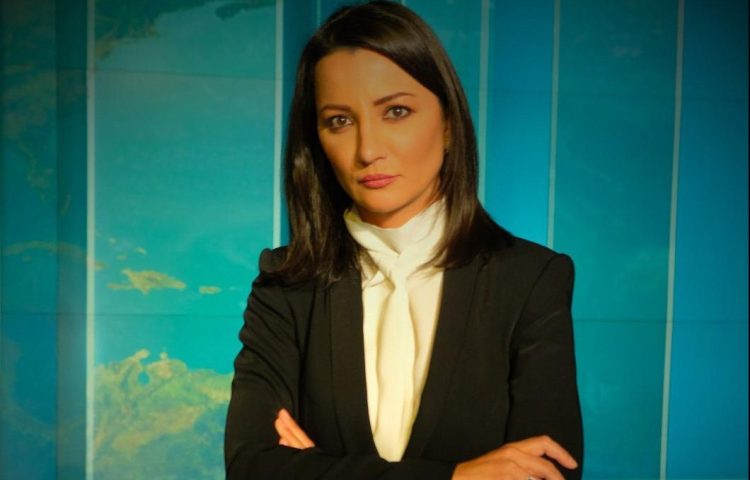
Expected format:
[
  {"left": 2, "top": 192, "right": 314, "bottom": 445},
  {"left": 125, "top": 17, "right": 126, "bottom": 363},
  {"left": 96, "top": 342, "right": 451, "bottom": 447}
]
[
  {"left": 278, "top": 409, "right": 316, "bottom": 448},
  {"left": 275, "top": 413, "right": 308, "bottom": 449},
  {"left": 278, "top": 409, "right": 314, "bottom": 448},
  {"left": 496, "top": 447, "right": 565, "bottom": 480},
  {"left": 274, "top": 414, "right": 284, "bottom": 436},
  {"left": 515, "top": 435, "right": 578, "bottom": 469},
  {"left": 275, "top": 419, "right": 293, "bottom": 447},
  {"left": 519, "top": 454, "right": 565, "bottom": 480},
  {"left": 274, "top": 415, "right": 304, "bottom": 449}
]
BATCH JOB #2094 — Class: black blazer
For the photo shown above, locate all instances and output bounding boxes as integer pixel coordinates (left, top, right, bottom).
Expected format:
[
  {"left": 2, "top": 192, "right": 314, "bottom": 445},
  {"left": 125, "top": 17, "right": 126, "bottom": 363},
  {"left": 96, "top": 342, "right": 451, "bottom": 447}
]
[{"left": 225, "top": 237, "right": 583, "bottom": 479}]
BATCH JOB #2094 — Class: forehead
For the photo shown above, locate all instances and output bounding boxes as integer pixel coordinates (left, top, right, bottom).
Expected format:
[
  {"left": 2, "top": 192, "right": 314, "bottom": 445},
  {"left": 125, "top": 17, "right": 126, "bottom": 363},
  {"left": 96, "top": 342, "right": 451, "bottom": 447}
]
[{"left": 314, "top": 48, "right": 427, "bottom": 102}]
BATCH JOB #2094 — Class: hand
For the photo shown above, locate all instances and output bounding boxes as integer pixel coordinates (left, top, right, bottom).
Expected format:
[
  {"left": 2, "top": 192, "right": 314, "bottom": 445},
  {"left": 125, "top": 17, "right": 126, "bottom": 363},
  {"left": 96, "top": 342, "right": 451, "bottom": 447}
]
[
  {"left": 452, "top": 435, "right": 578, "bottom": 480},
  {"left": 274, "top": 408, "right": 316, "bottom": 449}
]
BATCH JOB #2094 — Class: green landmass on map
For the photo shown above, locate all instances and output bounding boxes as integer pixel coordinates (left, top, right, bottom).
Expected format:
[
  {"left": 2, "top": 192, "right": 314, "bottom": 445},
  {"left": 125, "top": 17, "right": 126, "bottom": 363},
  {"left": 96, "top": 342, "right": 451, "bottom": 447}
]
[{"left": 94, "top": 350, "right": 232, "bottom": 479}]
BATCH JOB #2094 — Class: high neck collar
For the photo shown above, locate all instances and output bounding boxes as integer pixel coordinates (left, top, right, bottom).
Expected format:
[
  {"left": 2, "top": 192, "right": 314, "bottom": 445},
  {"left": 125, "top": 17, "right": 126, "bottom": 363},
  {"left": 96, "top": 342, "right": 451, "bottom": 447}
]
[{"left": 344, "top": 199, "right": 446, "bottom": 256}]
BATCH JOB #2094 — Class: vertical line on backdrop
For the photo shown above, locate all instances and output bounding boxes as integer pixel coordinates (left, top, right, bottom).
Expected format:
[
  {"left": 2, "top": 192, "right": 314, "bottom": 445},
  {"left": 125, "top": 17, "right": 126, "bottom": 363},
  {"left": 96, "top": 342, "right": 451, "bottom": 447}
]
[
  {"left": 273, "top": 0, "right": 284, "bottom": 247},
  {"left": 660, "top": 0, "right": 684, "bottom": 477},
  {"left": 477, "top": 0, "right": 490, "bottom": 203},
  {"left": 316, "top": 0, "right": 321, "bottom": 25},
  {"left": 85, "top": 0, "right": 96, "bottom": 476},
  {"left": 546, "top": 0, "right": 561, "bottom": 248}
]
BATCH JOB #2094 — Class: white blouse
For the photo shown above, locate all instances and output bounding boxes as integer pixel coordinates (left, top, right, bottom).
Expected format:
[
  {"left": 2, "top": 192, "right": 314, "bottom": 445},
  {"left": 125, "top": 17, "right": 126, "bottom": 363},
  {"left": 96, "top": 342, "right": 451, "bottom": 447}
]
[{"left": 344, "top": 200, "right": 445, "bottom": 461}]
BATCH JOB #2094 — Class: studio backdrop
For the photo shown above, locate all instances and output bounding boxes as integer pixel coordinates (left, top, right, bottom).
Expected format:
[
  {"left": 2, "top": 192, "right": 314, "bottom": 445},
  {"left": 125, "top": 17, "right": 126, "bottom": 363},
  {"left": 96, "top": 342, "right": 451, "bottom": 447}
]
[{"left": 1, "top": 0, "right": 747, "bottom": 478}]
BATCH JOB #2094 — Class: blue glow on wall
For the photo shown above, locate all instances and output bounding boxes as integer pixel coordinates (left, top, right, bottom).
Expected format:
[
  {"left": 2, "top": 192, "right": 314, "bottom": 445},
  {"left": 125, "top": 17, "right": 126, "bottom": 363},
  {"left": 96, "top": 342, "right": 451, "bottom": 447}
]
[{"left": 1, "top": 0, "right": 747, "bottom": 478}]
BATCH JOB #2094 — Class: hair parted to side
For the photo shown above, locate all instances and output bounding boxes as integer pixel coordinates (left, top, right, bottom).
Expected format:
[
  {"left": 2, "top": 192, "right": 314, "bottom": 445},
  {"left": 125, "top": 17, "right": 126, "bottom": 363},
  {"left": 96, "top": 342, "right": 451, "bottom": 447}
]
[{"left": 271, "top": 0, "right": 511, "bottom": 284}]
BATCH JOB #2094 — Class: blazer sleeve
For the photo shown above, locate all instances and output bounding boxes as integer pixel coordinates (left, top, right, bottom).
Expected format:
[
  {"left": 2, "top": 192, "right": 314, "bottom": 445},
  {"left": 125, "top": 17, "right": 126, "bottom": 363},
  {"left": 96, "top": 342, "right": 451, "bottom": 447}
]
[
  {"left": 505, "top": 253, "right": 584, "bottom": 480},
  {"left": 225, "top": 250, "right": 457, "bottom": 480}
]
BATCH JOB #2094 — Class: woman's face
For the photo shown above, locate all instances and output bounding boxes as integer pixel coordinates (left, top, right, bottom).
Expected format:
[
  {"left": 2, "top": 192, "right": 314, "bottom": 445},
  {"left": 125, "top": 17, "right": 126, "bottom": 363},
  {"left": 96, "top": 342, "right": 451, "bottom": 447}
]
[{"left": 315, "top": 48, "right": 448, "bottom": 228}]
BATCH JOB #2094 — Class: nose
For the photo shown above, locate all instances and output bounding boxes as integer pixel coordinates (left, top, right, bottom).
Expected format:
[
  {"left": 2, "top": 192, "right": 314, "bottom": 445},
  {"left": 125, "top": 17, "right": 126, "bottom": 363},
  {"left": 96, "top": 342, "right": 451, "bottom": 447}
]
[{"left": 356, "top": 117, "right": 385, "bottom": 165}]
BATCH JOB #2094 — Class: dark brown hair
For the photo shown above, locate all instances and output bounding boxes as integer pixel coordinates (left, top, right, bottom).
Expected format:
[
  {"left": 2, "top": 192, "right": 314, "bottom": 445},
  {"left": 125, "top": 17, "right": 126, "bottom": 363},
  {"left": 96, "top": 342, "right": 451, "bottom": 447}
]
[{"left": 273, "top": 0, "right": 510, "bottom": 283}]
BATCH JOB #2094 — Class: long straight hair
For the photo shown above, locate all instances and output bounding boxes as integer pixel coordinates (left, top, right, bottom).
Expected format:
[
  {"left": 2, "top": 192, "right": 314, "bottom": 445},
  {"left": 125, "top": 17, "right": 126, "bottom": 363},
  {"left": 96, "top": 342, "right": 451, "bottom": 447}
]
[{"left": 272, "top": 1, "right": 510, "bottom": 284}]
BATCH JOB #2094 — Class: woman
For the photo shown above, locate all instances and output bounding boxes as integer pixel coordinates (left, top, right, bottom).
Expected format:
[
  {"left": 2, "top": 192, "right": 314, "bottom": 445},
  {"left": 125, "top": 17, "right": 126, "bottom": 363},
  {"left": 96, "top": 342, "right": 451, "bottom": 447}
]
[{"left": 225, "top": 2, "right": 583, "bottom": 479}]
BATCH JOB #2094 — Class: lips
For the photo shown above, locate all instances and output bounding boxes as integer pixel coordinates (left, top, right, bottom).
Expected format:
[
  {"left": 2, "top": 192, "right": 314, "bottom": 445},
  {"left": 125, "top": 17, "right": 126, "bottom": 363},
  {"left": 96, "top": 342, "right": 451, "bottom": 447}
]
[{"left": 359, "top": 174, "right": 397, "bottom": 188}]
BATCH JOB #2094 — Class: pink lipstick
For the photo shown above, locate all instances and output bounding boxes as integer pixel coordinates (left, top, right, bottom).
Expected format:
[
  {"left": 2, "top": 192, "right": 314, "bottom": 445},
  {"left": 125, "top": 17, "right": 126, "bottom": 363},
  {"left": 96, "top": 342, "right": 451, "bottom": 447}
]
[{"left": 359, "top": 174, "right": 397, "bottom": 188}]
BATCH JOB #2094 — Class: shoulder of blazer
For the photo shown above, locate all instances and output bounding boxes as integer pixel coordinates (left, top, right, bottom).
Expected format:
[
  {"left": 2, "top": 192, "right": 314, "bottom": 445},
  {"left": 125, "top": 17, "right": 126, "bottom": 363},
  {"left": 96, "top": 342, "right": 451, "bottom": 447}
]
[
  {"left": 480, "top": 234, "right": 573, "bottom": 286},
  {"left": 258, "top": 246, "right": 289, "bottom": 273},
  {"left": 483, "top": 234, "right": 555, "bottom": 263},
  {"left": 254, "top": 245, "right": 330, "bottom": 306}
]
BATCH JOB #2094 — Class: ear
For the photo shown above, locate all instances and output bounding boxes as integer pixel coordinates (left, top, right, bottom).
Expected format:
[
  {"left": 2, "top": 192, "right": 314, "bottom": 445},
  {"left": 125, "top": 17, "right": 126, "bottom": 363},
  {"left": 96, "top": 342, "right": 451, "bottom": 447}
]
[{"left": 443, "top": 121, "right": 451, "bottom": 152}]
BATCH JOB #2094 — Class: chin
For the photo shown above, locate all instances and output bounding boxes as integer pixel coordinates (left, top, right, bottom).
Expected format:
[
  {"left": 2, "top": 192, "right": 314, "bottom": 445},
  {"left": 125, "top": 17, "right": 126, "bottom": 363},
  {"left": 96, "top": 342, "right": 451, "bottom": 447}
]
[{"left": 352, "top": 194, "right": 398, "bottom": 213}]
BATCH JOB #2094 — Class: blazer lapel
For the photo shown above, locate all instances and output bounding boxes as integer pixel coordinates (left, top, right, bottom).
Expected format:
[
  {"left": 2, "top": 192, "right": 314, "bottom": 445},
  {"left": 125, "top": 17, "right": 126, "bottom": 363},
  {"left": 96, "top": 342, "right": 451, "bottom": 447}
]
[
  {"left": 328, "top": 269, "right": 378, "bottom": 454},
  {"left": 404, "top": 255, "right": 483, "bottom": 458}
]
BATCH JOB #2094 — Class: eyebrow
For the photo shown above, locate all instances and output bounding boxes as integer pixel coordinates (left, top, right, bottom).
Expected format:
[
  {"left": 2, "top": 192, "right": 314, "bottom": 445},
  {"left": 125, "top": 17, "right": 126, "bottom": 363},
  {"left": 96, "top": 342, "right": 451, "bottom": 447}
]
[
  {"left": 374, "top": 91, "right": 414, "bottom": 106},
  {"left": 318, "top": 92, "right": 415, "bottom": 113}
]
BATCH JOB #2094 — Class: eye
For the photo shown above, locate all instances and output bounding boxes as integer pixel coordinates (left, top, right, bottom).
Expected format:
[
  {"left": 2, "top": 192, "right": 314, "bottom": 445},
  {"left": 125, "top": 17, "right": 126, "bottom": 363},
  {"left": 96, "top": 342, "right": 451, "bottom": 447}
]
[
  {"left": 384, "top": 105, "right": 412, "bottom": 120},
  {"left": 325, "top": 115, "right": 352, "bottom": 131}
]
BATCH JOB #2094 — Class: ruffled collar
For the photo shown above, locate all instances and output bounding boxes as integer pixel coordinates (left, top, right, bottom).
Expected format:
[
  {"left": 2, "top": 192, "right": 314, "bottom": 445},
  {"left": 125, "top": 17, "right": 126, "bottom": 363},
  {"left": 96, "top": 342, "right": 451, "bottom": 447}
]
[{"left": 344, "top": 199, "right": 446, "bottom": 287}]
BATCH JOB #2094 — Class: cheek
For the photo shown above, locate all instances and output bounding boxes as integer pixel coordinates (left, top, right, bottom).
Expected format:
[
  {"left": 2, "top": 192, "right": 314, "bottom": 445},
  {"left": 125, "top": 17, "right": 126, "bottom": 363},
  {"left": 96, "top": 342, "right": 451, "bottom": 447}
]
[
  {"left": 401, "top": 120, "right": 445, "bottom": 171},
  {"left": 319, "top": 141, "right": 354, "bottom": 193},
  {"left": 319, "top": 133, "right": 353, "bottom": 165}
]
